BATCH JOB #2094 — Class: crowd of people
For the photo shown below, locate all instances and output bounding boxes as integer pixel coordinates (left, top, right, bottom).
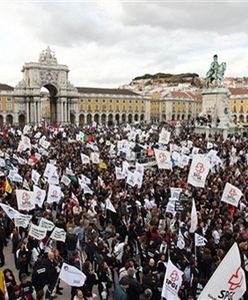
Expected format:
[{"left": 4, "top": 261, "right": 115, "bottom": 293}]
[{"left": 0, "top": 121, "right": 247, "bottom": 300}]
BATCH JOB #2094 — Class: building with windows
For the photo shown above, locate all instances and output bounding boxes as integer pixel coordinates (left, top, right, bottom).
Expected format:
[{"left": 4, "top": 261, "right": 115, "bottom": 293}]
[
  {"left": 229, "top": 88, "right": 248, "bottom": 125},
  {"left": 150, "top": 90, "right": 202, "bottom": 123},
  {"left": 0, "top": 48, "right": 247, "bottom": 127}
]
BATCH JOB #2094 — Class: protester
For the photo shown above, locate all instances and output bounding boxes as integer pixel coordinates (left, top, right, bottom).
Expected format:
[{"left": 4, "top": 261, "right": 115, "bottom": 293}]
[{"left": 0, "top": 122, "right": 247, "bottom": 300}]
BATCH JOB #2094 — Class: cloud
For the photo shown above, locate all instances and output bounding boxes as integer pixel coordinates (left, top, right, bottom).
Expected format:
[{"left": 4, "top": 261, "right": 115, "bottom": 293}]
[{"left": 0, "top": 1, "right": 248, "bottom": 88}]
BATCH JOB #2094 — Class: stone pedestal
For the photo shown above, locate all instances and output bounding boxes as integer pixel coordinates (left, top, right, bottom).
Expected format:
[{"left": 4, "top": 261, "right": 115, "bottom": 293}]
[{"left": 195, "top": 87, "right": 237, "bottom": 136}]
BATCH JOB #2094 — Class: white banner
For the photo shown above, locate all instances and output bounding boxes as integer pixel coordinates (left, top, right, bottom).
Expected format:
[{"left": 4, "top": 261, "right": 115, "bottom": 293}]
[
  {"left": 195, "top": 233, "right": 207, "bottom": 247},
  {"left": 48, "top": 168, "right": 59, "bottom": 185},
  {"left": 50, "top": 227, "right": 66, "bottom": 242},
  {"left": 16, "top": 190, "right": 35, "bottom": 211},
  {"left": 198, "top": 243, "right": 246, "bottom": 300},
  {"left": 59, "top": 263, "right": 86, "bottom": 287},
  {"left": 154, "top": 149, "right": 172, "bottom": 170},
  {"left": 106, "top": 198, "right": 116, "bottom": 213},
  {"left": 159, "top": 128, "right": 171, "bottom": 145},
  {"left": 0, "top": 203, "right": 20, "bottom": 220},
  {"left": 135, "top": 162, "right": 145, "bottom": 177},
  {"left": 126, "top": 171, "right": 136, "bottom": 187},
  {"left": 91, "top": 152, "right": 100, "bottom": 164},
  {"left": 162, "top": 259, "right": 183, "bottom": 300},
  {"left": 221, "top": 183, "right": 242, "bottom": 207},
  {"left": 81, "top": 153, "right": 90, "bottom": 164},
  {"left": 33, "top": 185, "right": 46, "bottom": 208},
  {"left": 29, "top": 223, "right": 47, "bottom": 240},
  {"left": 43, "top": 163, "right": 56, "bottom": 178},
  {"left": 177, "top": 230, "right": 185, "bottom": 250},
  {"left": 39, "top": 217, "right": 55, "bottom": 231},
  {"left": 187, "top": 155, "right": 210, "bottom": 188},
  {"left": 14, "top": 213, "right": 32, "bottom": 228},
  {"left": 47, "top": 185, "right": 61, "bottom": 204},
  {"left": 115, "top": 167, "right": 125, "bottom": 180},
  {"left": 61, "top": 175, "right": 71, "bottom": 186},
  {"left": 170, "top": 188, "right": 182, "bottom": 200},
  {"left": 31, "top": 170, "right": 40, "bottom": 185},
  {"left": 122, "top": 161, "right": 130, "bottom": 177},
  {"left": 189, "top": 199, "right": 198, "bottom": 233}
]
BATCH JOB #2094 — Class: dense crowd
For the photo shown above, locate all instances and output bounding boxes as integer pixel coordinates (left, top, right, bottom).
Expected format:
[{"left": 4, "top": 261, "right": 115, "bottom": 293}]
[{"left": 0, "top": 121, "right": 247, "bottom": 300}]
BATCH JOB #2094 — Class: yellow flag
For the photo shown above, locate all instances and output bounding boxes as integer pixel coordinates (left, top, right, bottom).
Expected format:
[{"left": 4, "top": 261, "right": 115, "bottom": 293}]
[
  {"left": 5, "top": 179, "right": 12, "bottom": 194},
  {"left": 0, "top": 271, "right": 7, "bottom": 298},
  {"left": 99, "top": 162, "right": 107, "bottom": 169}
]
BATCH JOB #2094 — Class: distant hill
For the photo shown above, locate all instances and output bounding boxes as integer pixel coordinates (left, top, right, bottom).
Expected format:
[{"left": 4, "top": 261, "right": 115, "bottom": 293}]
[{"left": 131, "top": 73, "right": 203, "bottom": 88}]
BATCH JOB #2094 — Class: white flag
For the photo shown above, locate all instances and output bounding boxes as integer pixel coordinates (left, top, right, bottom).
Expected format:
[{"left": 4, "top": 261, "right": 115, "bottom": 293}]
[
  {"left": 126, "top": 171, "right": 136, "bottom": 187},
  {"left": 61, "top": 175, "right": 71, "bottom": 186},
  {"left": 105, "top": 198, "right": 116, "bottom": 213},
  {"left": 43, "top": 163, "right": 56, "bottom": 179},
  {"left": 154, "top": 149, "right": 172, "bottom": 170},
  {"left": 221, "top": 183, "right": 242, "bottom": 208},
  {"left": 39, "top": 217, "right": 55, "bottom": 231},
  {"left": 16, "top": 190, "right": 36, "bottom": 211},
  {"left": 81, "top": 184, "right": 93, "bottom": 195},
  {"left": 33, "top": 185, "right": 46, "bottom": 208},
  {"left": 195, "top": 233, "right": 207, "bottom": 247},
  {"left": 90, "top": 152, "right": 100, "bottom": 164},
  {"left": 187, "top": 155, "right": 210, "bottom": 188},
  {"left": 135, "top": 162, "right": 144, "bottom": 177},
  {"left": 115, "top": 167, "right": 125, "bottom": 180},
  {"left": 29, "top": 223, "right": 47, "bottom": 240},
  {"left": 80, "top": 153, "right": 90, "bottom": 164},
  {"left": 47, "top": 185, "right": 61, "bottom": 204},
  {"left": 31, "top": 170, "right": 40, "bottom": 185},
  {"left": 189, "top": 199, "right": 198, "bottom": 233},
  {"left": 170, "top": 188, "right": 182, "bottom": 200},
  {"left": 48, "top": 168, "right": 59, "bottom": 185},
  {"left": 122, "top": 161, "right": 130, "bottom": 177},
  {"left": 59, "top": 263, "right": 86, "bottom": 287},
  {"left": 198, "top": 243, "right": 246, "bottom": 300},
  {"left": 177, "top": 230, "right": 185, "bottom": 250},
  {"left": 162, "top": 259, "right": 183, "bottom": 300},
  {"left": 0, "top": 203, "right": 20, "bottom": 220},
  {"left": 159, "top": 128, "right": 171, "bottom": 144},
  {"left": 14, "top": 213, "right": 32, "bottom": 228},
  {"left": 50, "top": 227, "right": 66, "bottom": 242}
]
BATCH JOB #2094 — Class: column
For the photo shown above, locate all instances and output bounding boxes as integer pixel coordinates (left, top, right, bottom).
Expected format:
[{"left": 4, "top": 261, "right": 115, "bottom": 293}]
[
  {"left": 57, "top": 100, "right": 61, "bottom": 124},
  {"left": 60, "top": 100, "right": 64, "bottom": 123},
  {"left": 67, "top": 102, "right": 70, "bottom": 123},
  {"left": 26, "top": 101, "right": 30, "bottom": 123},
  {"left": 37, "top": 101, "right": 41, "bottom": 123},
  {"left": 64, "top": 100, "right": 67, "bottom": 123},
  {"left": 29, "top": 99, "right": 34, "bottom": 124},
  {"left": 34, "top": 101, "right": 37, "bottom": 124}
]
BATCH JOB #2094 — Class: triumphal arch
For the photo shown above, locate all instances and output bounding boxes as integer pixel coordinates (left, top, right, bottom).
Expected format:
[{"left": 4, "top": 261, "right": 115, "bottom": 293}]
[{"left": 14, "top": 47, "right": 80, "bottom": 124}]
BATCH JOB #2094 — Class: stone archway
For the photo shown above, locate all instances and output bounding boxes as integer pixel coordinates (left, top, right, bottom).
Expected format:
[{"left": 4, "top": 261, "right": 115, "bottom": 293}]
[
  {"left": 87, "top": 114, "right": 92, "bottom": 124},
  {"left": 14, "top": 47, "right": 80, "bottom": 124},
  {"left": 0, "top": 115, "right": 3, "bottom": 127},
  {"left": 6, "top": 115, "right": 13, "bottom": 125},
  {"left": 70, "top": 113, "right": 75, "bottom": 124},
  {"left": 122, "top": 114, "right": 126, "bottom": 123},
  {"left": 79, "top": 114, "right": 85, "bottom": 126},
  {"left": 101, "top": 114, "right": 106, "bottom": 124},
  {"left": 94, "top": 114, "right": 99, "bottom": 124},
  {"left": 18, "top": 114, "right": 25, "bottom": 127}
]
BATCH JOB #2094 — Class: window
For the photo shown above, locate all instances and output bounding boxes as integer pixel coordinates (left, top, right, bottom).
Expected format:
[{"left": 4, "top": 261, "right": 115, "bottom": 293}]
[{"left": 6, "top": 97, "right": 12, "bottom": 111}]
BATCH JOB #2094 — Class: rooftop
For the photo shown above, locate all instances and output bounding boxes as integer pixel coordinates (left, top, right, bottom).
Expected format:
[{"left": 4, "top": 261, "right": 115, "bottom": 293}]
[
  {"left": 76, "top": 87, "right": 138, "bottom": 96},
  {"left": 0, "top": 83, "right": 14, "bottom": 91}
]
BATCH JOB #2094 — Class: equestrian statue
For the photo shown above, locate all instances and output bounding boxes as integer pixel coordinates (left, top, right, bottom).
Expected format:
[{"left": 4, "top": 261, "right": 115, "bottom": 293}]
[{"left": 205, "top": 54, "right": 226, "bottom": 87}]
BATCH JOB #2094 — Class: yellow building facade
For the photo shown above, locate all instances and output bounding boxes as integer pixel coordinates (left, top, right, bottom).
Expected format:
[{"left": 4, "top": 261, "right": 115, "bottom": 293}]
[
  {"left": 229, "top": 88, "right": 248, "bottom": 125},
  {"left": 76, "top": 87, "right": 150, "bottom": 125}
]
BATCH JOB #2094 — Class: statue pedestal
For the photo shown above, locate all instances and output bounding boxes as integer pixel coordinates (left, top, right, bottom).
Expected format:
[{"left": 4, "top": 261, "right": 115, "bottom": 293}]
[{"left": 195, "top": 87, "right": 237, "bottom": 136}]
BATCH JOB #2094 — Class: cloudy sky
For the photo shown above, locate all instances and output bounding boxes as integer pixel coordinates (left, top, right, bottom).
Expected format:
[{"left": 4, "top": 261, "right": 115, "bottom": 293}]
[{"left": 0, "top": 1, "right": 248, "bottom": 88}]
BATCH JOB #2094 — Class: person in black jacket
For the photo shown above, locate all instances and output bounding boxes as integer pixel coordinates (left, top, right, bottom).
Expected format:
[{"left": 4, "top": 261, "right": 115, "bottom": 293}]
[
  {"left": 45, "top": 251, "right": 60, "bottom": 299},
  {"left": 126, "top": 268, "right": 142, "bottom": 300}
]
